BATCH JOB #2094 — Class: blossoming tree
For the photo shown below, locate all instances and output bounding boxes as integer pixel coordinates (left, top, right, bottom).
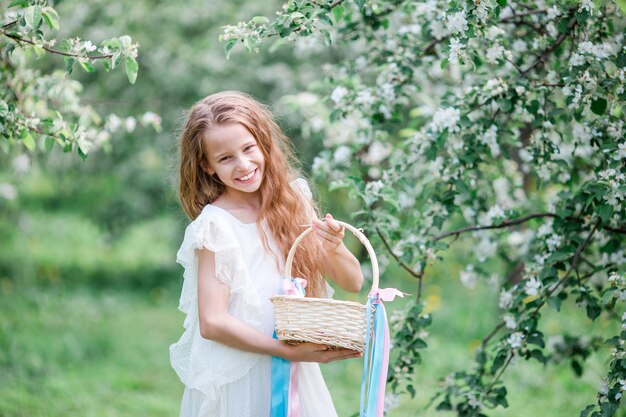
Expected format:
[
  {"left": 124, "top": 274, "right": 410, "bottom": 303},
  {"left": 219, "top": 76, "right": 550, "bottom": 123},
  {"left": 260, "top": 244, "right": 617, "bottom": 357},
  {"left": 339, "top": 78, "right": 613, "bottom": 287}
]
[
  {"left": 0, "top": 1, "right": 159, "bottom": 158},
  {"left": 224, "top": 0, "right": 626, "bottom": 414}
]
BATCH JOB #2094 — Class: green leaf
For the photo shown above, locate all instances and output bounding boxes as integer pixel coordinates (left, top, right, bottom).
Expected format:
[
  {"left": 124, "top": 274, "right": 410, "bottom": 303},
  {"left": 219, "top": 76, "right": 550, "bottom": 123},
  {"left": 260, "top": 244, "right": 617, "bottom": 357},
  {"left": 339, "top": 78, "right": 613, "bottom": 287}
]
[
  {"left": 79, "top": 60, "right": 95, "bottom": 73},
  {"left": 119, "top": 35, "right": 132, "bottom": 50},
  {"left": 617, "top": 52, "right": 626, "bottom": 68},
  {"left": 9, "top": 0, "right": 29, "bottom": 7},
  {"left": 24, "top": 5, "right": 42, "bottom": 28},
  {"left": 557, "top": 17, "right": 572, "bottom": 34},
  {"left": 269, "top": 38, "right": 288, "bottom": 54},
  {"left": 599, "top": 204, "right": 614, "bottom": 223},
  {"left": 21, "top": 130, "right": 36, "bottom": 151},
  {"left": 580, "top": 404, "right": 596, "bottom": 417},
  {"left": 250, "top": 15, "right": 269, "bottom": 25},
  {"left": 586, "top": 304, "right": 601, "bottom": 321},
  {"left": 440, "top": 58, "right": 449, "bottom": 69},
  {"left": 617, "top": 0, "right": 626, "bottom": 14},
  {"left": 32, "top": 45, "right": 45, "bottom": 58},
  {"left": 317, "top": 12, "right": 333, "bottom": 26},
  {"left": 124, "top": 56, "right": 138, "bottom": 84},
  {"left": 0, "top": 100, "right": 9, "bottom": 118},
  {"left": 64, "top": 56, "right": 75, "bottom": 74},
  {"left": 320, "top": 28, "right": 332, "bottom": 46},
  {"left": 44, "top": 136, "right": 54, "bottom": 152},
  {"left": 590, "top": 97, "right": 608, "bottom": 115},
  {"left": 332, "top": 4, "right": 345, "bottom": 22},
  {"left": 42, "top": 7, "right": 60, "bottom": 30},
  {"left": 547, "top": 296, "right": 562, "bottom": 312},
  {"left": 354, "top": 0, "right": 366, "bottom": 11},
  {"left": 496, "top": 0, "right": 506, "bottom": 6},
  {"left": 224, "top": 39, "right": 238, "bottom": 59},
  {"left": 600, "top": 400, "right": 618, "bottom": 417},
  {"left": 571, "top": 360, "right": 583, "bottom": 376}
]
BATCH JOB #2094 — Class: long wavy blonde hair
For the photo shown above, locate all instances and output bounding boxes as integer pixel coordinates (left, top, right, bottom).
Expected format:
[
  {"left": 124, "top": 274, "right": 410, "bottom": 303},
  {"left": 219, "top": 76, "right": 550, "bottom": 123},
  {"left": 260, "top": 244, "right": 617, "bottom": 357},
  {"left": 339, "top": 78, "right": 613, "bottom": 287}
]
[{"left": 178, "top": 91, "right": 326, "bottom": 298}]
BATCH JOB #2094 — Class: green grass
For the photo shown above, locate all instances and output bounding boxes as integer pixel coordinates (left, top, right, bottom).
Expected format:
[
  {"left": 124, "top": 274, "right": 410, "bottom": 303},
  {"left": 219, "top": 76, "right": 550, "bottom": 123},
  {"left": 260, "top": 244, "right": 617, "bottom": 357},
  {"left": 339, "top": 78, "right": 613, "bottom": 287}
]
[{"left": 0, "top": 271, "right": 623, "bottom": 417}]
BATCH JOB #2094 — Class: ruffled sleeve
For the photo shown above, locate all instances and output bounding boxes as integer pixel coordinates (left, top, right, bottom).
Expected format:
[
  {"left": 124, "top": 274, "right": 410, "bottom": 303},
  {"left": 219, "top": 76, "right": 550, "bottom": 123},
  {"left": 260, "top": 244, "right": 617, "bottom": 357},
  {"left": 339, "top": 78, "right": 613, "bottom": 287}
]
[
  {"left": 290, "top": 177, "right": 313, "bottom": 201},
  {"left": 169, "top": 206, "right": 263, "bottom": 402}
]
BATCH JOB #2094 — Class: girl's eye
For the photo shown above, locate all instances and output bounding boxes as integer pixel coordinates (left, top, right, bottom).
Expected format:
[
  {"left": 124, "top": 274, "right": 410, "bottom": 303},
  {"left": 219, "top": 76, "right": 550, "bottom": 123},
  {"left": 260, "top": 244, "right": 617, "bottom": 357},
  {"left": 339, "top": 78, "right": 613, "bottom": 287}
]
[
  {"left": 244, "top": 144, "right": 256, "bottom": 151},
  {"left": 219, "top": 156, "right": 230, "bottom": 162}
]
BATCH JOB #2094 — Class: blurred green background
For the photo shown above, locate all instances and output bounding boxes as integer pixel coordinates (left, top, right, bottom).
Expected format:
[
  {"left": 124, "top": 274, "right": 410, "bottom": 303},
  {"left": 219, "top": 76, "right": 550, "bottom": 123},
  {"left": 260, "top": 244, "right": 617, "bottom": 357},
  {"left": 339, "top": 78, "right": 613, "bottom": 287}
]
[{"left": 0, "top": 0, "right": 618, "bottom": 416}]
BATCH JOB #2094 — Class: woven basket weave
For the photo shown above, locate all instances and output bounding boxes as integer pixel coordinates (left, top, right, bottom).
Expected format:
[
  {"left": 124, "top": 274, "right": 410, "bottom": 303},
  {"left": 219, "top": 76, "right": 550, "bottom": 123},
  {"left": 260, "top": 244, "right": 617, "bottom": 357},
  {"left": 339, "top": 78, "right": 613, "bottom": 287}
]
[{"left": 270, "top": 221, "right": 379, "bottom": 352}]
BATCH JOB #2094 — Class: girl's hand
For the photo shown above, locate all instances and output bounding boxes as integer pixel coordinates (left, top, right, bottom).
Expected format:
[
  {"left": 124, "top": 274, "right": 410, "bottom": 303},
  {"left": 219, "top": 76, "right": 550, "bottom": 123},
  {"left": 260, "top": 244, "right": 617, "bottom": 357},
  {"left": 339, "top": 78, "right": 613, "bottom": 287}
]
[
  {"left": 311, "top": 213, "right": 345, "bottom": 253},
  {"left": 282, "top": 342, "right": 362, "bottom": 363}
]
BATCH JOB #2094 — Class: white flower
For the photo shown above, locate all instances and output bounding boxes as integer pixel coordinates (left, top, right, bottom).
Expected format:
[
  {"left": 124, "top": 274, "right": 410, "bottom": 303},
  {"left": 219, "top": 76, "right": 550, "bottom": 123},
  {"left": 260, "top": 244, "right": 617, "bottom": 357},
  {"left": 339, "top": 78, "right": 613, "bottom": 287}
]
[
  {"left": 430, "top": 19, "right": 449, "bottom": 40},
  {"left": 0, "top": 183, "right": 17, "bottom": 200},
  {"left": 141, "top": 111, "right": 161, "bottom": 126},
  {"left": 106, "top": 114, "right": 122, "bottom": 132},
  {"left": 512, "top": 39, "right": 527, "bottom": 53},
  {"left": 579, "top": 0, "right": 594, "bottom": 15},
  {"left": 460, "top": 265, "right": 477, "bottom": 289},
  {"left": 483, "top": 78, "right": 508, "bottom": 97},
  {"left": 499, "top": 290, "right": 513, "bottom": 309},
  {"left": 525, "top": 277, "right": 542, "bottom": 296},
  {"left": 365, "top": 180, "right": 384, "bottom": 195},
  {"left": 83, "top": 41, "right": 97, "bottom": 52},
  {"left": 364, "top": 141, "right": 392, "bottom": 164},
  {"left": 503, "top": 314, "right": 517, "bottom": 329},
  {"left": 507, "top": 332, "right": 524, "bottom": 348},
  {"left": 384, "top": 392, "right": 400, "bottom": 412},
  {"left": 573, "top": 122, "right": 592, "bottom": 144},
  {"left": 614, "top": 142, "right": 626, "bottom": 161},
  {"left": 546, "top": 234, "right": 562, "bottom": 250},
  {"left": 333, "top": 146, "right": 352, "bottom": 165},
  {"left": 547, "top": 6, "right": 562, "bottom": 20},
  {"left": 449, "top": 37, "right": 466, "bottom": 65},
  {"left": 487, "top": 204, "right": 505, "bottom": 222},
  {"left": 355, "top": 90, "right": 375, "bottom": 107},
  {"left": 447, "top": 11, "right": 468, "bottom": 35},
  {"left": 125, "top": 117, "right": 137, "bottom": 132},
  {"left": 486, "top": 26, "right": 505, "bottom": 40},
  {"left": 330, "top": 86, "right": 349, "bottom": 104},
  {"left": 430, "top": 107, "right": 461, "bottom": 133},
  {"left": 486, "top": 44, "right": 504, "bottom": 64}
]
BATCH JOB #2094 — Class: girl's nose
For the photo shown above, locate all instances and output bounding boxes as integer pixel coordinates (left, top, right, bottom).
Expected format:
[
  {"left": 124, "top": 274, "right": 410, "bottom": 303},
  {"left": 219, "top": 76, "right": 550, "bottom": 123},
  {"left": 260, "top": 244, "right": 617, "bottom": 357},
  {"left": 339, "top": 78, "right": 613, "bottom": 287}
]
[{"left": 235, "top": 156, "right": 252, "bottom": 171}]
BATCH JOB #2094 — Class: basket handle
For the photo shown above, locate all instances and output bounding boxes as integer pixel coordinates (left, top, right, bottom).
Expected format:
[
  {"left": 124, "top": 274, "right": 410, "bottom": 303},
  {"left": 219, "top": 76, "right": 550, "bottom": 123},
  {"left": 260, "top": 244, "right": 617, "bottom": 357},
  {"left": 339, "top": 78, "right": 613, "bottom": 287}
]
[{"left": 284, "top": 220, "right": 379, "bottom": 291}]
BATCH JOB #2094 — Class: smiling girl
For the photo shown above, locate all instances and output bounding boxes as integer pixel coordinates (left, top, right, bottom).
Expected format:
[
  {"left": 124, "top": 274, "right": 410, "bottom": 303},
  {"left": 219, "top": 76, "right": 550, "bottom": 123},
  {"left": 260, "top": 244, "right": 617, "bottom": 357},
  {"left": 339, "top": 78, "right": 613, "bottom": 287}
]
[{"left": 170, "top": 91, "right": 364, "bottom": 417}]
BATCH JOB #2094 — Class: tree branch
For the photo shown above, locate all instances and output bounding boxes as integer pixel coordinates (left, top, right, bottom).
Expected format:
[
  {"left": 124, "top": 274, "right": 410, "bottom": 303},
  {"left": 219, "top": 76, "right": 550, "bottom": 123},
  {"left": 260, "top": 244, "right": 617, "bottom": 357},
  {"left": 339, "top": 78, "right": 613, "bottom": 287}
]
[
  {"left": 520, "top": 11, "right": 577, "bottom": 78},
  {"left": 1, "top": 31, "right": 112, "bottom": 60},
  {"left": 433, "top": 212, "right": 558, "bottom": 242}
]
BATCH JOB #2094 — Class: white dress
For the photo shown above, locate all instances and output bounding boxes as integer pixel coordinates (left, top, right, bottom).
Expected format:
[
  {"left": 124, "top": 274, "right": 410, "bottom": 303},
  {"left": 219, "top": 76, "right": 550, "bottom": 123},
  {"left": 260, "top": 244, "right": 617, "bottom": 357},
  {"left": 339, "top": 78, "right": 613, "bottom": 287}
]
[{"left": 170, "top": 180, "right": 338, "bottom": 417}]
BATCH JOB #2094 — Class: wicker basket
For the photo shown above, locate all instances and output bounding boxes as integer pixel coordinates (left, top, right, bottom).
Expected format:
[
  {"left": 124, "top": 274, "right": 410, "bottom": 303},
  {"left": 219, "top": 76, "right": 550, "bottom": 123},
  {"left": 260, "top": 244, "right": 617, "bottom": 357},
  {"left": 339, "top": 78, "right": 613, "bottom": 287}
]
[{"left": 270, "top": 221, "right": 379, "bottom": 352}]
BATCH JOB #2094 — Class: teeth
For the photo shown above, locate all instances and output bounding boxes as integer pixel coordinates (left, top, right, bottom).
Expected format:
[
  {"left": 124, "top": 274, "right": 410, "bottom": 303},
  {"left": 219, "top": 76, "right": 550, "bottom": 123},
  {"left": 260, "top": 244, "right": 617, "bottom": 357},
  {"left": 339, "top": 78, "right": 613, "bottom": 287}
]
[{"left": 238, "top": 170, "right": 255, "bottom": 181}]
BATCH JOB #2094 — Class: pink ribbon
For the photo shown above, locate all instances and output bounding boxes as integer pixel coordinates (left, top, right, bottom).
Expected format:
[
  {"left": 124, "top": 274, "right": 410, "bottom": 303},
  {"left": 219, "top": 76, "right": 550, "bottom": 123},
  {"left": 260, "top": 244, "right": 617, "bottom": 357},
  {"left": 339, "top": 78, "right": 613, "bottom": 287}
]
[
  {"left": 369, "top": 287, "right": 406, "bottom": 302},
  {"left": 282, "top": 277, "right": 307, "bottom": 417},
  {"left": 282, "top": 277, "right": 307, "bottom": 296},
  {"left": 289, "top": 363, "right": 300, "bottom": 416}
]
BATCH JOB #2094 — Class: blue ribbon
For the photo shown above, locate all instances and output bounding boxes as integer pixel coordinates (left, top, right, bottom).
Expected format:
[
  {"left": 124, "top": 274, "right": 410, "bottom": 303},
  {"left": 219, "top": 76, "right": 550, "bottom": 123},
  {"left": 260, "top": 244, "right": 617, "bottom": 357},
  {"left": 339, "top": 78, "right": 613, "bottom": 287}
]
[
  {"left": 271, "top": 331, "right": 290, "bottom": 417},
  {"left": 359, "top": 295, "right": 388, "bottom": 417},
  {"left": 271, "top": 277, "right": 306, "bottom": 417}
]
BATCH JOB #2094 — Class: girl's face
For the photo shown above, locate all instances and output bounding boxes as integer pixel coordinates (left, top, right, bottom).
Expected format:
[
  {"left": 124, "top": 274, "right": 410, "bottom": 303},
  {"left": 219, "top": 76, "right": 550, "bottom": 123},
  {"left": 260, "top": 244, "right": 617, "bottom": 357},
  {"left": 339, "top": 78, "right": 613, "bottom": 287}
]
[{"left": 202, "top": 123, "right": 265, "bottom": 197}]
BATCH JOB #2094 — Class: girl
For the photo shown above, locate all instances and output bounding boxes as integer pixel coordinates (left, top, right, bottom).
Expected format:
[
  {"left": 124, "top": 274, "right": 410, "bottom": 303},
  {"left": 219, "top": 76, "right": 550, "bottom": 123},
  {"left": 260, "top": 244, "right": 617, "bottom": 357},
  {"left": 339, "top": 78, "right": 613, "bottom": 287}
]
[{"left": 170, "top": 91, "right": 364, "bottom": 417}]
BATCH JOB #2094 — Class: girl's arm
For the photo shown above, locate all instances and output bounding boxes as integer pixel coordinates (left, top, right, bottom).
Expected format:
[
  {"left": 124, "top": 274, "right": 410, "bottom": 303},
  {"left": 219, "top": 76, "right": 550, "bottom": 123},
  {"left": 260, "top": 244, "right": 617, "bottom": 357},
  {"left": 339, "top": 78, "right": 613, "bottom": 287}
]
[
  {"left": 312, "top": 213, "right": 364, "bottom": 293},
  {"left": 197, "top": 248, "right": 361, "bottom": 362}
]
